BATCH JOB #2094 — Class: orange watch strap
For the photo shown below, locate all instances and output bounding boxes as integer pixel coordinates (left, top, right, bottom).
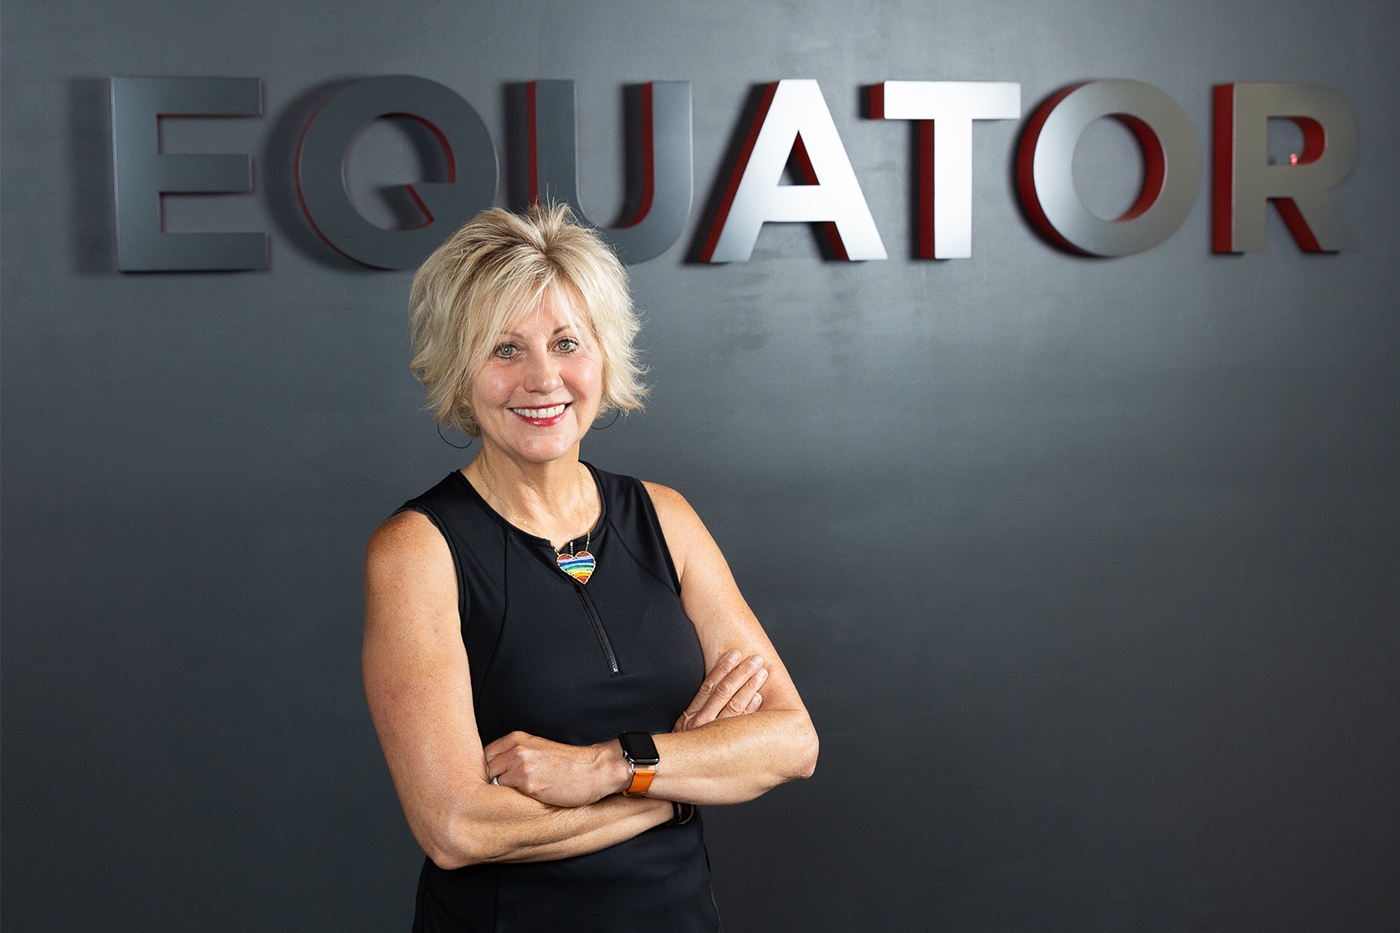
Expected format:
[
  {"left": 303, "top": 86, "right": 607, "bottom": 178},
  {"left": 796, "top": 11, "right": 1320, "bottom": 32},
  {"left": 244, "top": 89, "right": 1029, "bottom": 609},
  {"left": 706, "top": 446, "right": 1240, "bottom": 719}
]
[{"left": 623, "top": 763, "right": 656, "bottom": 796}]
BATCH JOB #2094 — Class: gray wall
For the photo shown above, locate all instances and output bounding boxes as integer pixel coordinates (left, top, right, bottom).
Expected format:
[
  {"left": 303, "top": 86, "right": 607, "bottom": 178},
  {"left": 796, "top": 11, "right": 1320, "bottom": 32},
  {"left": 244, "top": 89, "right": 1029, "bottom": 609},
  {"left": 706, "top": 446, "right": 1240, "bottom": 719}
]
[{"left": 3, "top": 1, "right": 1397, "bottom": 930}]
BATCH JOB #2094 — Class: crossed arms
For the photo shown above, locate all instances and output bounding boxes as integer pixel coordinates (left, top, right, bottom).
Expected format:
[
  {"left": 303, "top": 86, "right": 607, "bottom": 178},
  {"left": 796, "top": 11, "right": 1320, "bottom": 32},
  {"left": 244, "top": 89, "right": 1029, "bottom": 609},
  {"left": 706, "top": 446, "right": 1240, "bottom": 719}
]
[{"left": 362, "top": 482, "right": 818, "bottom": 870}]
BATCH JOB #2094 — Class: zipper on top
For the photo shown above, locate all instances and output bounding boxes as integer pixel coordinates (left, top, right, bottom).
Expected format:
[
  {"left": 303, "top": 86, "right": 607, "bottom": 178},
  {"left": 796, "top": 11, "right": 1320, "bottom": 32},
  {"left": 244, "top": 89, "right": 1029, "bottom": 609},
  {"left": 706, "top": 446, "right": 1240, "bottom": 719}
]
[{"left": 573, "top": 583, "right": 620, "bottom": 674}]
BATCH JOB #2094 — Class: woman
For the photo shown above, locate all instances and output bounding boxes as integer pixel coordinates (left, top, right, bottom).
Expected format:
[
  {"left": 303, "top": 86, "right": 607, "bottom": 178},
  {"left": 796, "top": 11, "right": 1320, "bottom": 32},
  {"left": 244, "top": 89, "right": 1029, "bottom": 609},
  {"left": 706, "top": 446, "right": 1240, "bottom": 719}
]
[{"left": 363, "top": 204, "right": 818, "bottom": 932}]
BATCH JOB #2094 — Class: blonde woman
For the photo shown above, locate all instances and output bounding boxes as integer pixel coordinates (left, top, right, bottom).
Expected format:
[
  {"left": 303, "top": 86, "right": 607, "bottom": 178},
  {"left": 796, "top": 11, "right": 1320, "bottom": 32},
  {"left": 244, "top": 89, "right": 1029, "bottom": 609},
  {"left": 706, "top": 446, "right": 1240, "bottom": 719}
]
[{"left": 363, "top": 205, "right": 818, "bottom": 932}]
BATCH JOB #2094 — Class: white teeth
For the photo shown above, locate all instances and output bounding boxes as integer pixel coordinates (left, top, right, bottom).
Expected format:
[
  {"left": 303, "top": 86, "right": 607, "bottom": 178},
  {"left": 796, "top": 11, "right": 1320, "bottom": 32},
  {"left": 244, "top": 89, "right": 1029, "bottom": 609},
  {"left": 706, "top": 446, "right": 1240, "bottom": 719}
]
[{"left": 510, "top": 403, "right": 566, "bottom": 418}]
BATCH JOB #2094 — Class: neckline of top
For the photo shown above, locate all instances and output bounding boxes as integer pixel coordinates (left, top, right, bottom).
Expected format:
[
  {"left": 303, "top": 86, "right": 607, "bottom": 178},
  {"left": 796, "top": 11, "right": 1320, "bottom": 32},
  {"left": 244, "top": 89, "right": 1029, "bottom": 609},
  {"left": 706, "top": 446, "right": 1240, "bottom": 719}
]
[{"left": 453, "top": 460, "right": 607, "bottom": 550}]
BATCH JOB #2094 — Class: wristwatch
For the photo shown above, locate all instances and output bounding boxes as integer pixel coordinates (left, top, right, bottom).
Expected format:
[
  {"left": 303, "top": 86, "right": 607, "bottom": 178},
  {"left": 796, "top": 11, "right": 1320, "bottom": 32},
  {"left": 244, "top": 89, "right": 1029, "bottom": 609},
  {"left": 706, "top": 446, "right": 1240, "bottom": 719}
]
[{"left": 618, "top": 731, "right": 660, "bottom": 796}]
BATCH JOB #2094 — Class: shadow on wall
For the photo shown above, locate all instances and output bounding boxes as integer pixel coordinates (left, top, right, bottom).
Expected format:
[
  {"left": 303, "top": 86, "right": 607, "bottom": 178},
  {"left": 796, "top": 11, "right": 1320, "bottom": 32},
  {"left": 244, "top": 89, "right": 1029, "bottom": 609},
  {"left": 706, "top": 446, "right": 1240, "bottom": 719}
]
[{"left": 69, "top": 79, "right": 114, "bottom": 277}]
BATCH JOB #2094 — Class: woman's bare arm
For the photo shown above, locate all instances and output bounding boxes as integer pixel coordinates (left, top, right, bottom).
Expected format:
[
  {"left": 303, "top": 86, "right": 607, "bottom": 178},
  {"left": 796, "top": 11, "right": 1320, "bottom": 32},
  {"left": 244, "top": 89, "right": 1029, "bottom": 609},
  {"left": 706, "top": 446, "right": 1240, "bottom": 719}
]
[
  {"left": 484, "top": 483, "right": 819, "bottom": 806},
  {"left": 363, "top": 510, "right": 671, "bottom": 869},
  {"left": 626, "top": 482, "right": 818, "bottom": 802}
]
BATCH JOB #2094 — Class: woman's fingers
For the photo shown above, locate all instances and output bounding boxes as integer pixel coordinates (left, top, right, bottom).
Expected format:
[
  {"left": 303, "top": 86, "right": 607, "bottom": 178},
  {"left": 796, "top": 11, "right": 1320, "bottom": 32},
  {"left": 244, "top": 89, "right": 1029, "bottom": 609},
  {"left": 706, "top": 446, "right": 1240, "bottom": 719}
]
[
  {"left": 719, "top": 665, "right": 767, "bottom": 719},
  {"left": 682, "top": 650, "right": 740, "bottom": 717},
  {"left": 485, "top": 751, "right": 514, "bottom": 787},
  {"left": 483, "top": 730, "right": 527, "bottom": 765},
  {"left": 690, "top": 654, "right": 766, "bottom": 728},
  {"left": 674, "top": 652, "right": 769, "bottom": 731},
  {"left": 480, "top": 732, "right": 607, "bottom": 807},
  {"left": 482, "top": 731, "right": 523, "bottom": 784},
  {"left": 674, "top": 650, "right": 739, "bottom": 729}
]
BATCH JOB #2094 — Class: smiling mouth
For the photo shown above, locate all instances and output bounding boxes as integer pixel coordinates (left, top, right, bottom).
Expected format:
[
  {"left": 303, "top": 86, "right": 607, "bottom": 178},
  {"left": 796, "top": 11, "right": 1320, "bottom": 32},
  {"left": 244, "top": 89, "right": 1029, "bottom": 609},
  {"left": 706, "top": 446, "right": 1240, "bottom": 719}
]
[{"left": 509, "top": 403, "right": 568, "bottom": 418}]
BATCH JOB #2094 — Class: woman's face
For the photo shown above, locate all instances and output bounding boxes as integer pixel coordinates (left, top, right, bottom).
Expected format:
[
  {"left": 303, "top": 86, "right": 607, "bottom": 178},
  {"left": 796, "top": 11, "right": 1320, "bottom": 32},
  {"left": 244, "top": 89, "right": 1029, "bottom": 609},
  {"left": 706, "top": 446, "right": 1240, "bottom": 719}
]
[{"left": 468, "top": 286, "right": 604, "bottom": 465}]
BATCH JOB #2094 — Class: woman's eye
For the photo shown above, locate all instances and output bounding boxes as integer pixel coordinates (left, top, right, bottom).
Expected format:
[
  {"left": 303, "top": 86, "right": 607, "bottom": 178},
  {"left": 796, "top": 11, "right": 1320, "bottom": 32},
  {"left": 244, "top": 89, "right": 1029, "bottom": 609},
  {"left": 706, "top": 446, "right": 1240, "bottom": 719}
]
[
  {"left": 556, "top": 337, "right": 579, "bottom": 352},
  {"left": 494, "top": 343, "right": 518, "bottom": 359}
]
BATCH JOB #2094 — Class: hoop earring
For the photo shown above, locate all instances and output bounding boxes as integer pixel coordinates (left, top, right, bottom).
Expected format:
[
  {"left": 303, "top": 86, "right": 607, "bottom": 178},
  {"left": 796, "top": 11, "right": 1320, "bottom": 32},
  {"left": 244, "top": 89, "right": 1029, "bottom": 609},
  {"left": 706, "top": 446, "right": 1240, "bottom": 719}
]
[
  {"left": 437, "top": 423, "right": 476, "bottom": 450},
  {"left": 593, "top": 409, "right": 621, "bottom": 430}
]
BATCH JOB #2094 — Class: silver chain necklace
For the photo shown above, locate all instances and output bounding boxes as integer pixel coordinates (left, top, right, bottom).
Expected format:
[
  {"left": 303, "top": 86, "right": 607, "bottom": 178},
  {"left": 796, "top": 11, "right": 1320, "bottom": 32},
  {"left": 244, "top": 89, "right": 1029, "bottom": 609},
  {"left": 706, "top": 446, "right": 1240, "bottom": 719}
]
[{"left": 476, "top": 459, "right": 597, "bottom": 584}]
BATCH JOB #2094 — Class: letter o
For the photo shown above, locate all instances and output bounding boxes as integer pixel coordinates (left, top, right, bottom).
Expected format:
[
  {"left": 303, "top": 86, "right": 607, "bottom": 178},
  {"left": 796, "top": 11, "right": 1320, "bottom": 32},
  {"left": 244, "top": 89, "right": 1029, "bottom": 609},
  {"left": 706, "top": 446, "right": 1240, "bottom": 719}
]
[{"left": 1017, "top": 80, "right": 1200, "bottom": 257}]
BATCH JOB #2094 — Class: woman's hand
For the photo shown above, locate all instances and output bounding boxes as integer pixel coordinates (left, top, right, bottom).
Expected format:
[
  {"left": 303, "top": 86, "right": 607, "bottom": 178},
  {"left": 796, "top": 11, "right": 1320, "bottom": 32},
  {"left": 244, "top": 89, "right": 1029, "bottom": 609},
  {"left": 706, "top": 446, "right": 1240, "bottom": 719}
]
[
  {"left": 673, "top": 650, "right": 768, "bottom": 732},
  {"left": 483, "top": 731, "right": 629, "bottom": 808},
  {"left": 482, "top": 652, "right": 769, "bottom": 807}
]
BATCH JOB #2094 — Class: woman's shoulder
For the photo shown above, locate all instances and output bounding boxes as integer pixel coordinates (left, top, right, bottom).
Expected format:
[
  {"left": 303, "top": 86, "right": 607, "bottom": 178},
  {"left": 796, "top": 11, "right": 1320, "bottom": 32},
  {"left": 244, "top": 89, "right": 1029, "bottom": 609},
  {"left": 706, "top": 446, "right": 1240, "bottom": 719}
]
[
  {"left": 368, "top": 471, "right": 475, "bottom": 558},
  {"left": 633, "top": 479, "right": 711, "bottom": 578},
  {"left": 638, "top": 479, "right": 693, "bottom": 520},
  {"left": 582, "top": 461, "right": 694, "bottom": 525},
  {"left": 365, "top": 507, "right": 453, "bottom": 582}
]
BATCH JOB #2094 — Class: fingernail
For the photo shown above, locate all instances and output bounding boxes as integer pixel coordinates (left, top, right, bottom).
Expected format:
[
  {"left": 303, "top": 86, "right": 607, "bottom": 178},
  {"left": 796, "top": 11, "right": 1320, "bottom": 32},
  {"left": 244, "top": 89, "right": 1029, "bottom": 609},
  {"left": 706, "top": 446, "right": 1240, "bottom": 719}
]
[
  {"left": 749, "top": 655, "right": 765, "bottom": 668},
  {"left": 756, "top": 668, "right": 769, "bottom": 682},
  {"left": 724, "top": 650, "right": 740, "bottom": 663}
]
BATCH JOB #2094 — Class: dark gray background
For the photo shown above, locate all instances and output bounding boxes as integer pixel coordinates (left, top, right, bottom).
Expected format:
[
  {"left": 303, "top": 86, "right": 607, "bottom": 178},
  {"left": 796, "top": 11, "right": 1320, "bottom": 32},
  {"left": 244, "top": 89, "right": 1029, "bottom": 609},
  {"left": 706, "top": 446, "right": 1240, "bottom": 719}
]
[{"left": 3, "top": 1, "right": 1397, "bottom": 930}]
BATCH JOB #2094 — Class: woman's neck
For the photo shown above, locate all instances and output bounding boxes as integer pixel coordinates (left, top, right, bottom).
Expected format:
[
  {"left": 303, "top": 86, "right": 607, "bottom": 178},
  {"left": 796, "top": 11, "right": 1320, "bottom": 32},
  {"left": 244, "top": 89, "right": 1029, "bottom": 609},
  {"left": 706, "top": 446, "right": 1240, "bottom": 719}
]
[{"left": 468, "top": 445, "right": 598, "bottom": 547}]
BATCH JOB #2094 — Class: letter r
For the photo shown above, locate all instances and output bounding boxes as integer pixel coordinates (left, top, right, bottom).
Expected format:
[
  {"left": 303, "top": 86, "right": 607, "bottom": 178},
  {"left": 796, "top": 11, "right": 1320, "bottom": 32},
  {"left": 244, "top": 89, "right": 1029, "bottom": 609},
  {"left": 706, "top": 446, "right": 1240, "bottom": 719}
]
[{"left": 1213, "top": 83, "right": 1358, "bottom": 253}]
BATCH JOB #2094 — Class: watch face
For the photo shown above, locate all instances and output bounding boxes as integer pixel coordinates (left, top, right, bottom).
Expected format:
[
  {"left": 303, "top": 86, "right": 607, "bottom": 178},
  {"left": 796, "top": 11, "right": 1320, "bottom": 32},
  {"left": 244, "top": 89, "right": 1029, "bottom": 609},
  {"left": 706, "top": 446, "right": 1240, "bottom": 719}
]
[{"left": 620, "top": 731, "right": 660, "bottom": 765}]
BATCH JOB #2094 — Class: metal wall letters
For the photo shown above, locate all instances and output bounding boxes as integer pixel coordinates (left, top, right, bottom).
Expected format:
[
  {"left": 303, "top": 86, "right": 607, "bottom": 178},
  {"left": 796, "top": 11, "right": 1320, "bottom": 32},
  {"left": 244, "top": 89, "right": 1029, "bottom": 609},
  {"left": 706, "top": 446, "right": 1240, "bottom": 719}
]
[
  {"left": 1018, "top": 79, "right": 1201, "bottom": 257},
  {"left": 110, "top": 77, "right": 268, "bottom": 271},
  {"left": 107, "top": 75, "right": 1359, "bottom": 271},
  {"left": 1212, "top": 82, "right": 1358, "bottom": 253},
  {"left": 519, "top": 80, "right": 693, "bottom": 265}
]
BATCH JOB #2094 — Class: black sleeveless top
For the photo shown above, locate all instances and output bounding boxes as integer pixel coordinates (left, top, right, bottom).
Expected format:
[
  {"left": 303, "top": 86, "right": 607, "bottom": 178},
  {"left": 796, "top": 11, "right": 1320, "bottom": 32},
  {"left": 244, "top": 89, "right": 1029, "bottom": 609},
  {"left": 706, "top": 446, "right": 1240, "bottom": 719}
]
[{"left": 394, "top": 462, "right": 722, "bottom": 933}]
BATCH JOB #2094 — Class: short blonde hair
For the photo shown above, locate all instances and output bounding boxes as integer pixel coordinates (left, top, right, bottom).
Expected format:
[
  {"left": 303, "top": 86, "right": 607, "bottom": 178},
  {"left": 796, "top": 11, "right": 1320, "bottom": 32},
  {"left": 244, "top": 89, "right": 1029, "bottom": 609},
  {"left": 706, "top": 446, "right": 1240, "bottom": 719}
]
[{"left": 408, "top": 204, "right": 648, "bottom": 436}]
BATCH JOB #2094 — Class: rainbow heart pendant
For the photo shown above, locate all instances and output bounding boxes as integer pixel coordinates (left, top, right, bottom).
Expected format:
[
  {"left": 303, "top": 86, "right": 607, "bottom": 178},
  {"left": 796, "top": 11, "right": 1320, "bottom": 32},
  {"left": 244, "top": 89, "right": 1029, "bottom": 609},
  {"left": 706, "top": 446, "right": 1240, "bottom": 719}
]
[{"left": 557, "top": 550, "right": 596, "bottom": 584}]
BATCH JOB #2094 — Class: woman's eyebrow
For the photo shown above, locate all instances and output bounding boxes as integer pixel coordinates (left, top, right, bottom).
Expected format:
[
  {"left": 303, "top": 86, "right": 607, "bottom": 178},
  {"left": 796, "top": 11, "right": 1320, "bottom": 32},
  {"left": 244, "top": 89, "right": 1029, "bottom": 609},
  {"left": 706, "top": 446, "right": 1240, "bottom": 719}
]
[{"left": 502, "top": 325, "right": 575, "bottom": 338}]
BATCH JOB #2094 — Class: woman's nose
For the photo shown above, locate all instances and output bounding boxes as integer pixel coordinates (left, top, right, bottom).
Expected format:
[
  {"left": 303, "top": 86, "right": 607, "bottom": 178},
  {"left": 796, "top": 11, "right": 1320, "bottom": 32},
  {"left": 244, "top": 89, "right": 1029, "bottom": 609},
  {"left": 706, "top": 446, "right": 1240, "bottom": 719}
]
[{"left": 523, "top": 351, "right": 563, "bottom": 393}]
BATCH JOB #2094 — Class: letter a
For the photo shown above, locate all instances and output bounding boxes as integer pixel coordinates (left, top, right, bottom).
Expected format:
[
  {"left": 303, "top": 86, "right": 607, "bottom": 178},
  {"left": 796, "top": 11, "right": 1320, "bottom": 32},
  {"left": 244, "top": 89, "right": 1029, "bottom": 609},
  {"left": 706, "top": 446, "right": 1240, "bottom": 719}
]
[{"left": 701, "top": 80, "right": 885, "bottom": 262}]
